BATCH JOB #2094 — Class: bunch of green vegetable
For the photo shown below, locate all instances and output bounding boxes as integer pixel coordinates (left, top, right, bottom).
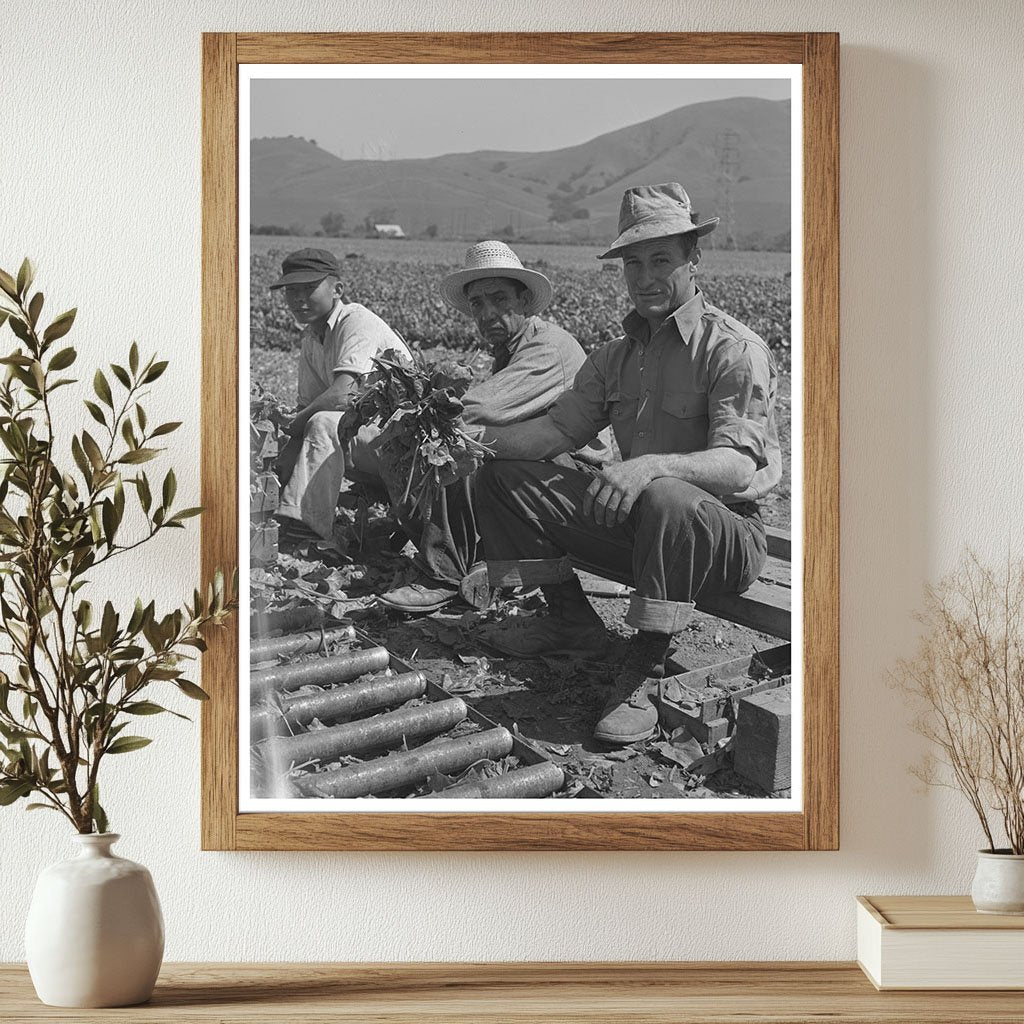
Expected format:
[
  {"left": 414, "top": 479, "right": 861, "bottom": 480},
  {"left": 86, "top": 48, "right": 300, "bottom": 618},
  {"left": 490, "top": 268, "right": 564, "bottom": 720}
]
[{"left": 338, "top": 350, "right": 490, "bottom": 514}]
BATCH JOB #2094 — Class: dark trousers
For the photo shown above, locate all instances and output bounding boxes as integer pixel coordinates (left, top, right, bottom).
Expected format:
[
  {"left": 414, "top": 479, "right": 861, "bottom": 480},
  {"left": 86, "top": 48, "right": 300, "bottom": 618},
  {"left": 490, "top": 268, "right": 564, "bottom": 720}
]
[
  {"left": 475, "top": 460, "right": 767, "bottom": 634},
  {"left": 404, "top": 476, "right": 480, "bottom": 586}
]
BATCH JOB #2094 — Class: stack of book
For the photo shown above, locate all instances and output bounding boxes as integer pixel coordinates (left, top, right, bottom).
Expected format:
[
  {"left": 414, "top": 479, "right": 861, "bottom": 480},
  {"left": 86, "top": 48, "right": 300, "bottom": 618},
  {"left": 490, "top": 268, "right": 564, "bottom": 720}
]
[{"left": 857, "top": 895, "right": 1024, "bottom": 990}]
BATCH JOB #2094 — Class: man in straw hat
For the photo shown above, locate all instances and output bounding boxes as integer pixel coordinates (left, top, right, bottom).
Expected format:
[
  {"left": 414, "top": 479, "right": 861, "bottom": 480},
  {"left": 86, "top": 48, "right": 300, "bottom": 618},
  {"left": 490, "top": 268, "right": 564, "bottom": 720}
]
[
  {"left": 474, "top": 183, "right": 781, "bottom": 746},
  {"left": 379, "top": 239, "right": 608, "bottom": 613},
  {"left": 269, "top": 247, "right": 411, "bottom": 547}
]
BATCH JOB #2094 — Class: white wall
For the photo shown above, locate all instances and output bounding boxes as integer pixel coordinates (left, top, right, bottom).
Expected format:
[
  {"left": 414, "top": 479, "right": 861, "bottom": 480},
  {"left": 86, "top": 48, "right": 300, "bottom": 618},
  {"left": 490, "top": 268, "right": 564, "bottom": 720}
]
[{"left": 2, "top": 0, "right": 1022, "bottom": 962}]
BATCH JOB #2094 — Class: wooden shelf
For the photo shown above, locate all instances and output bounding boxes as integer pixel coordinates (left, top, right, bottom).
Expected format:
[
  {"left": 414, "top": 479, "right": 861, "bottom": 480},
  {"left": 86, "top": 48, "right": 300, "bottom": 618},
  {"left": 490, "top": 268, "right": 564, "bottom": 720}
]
[{"left": 3, "top": 962, "right": 1024, "bottom": 1022}]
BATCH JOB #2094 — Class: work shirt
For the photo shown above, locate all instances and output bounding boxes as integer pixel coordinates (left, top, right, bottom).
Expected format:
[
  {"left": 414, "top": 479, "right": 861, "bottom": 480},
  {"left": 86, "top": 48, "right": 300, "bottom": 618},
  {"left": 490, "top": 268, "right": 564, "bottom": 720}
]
[
  {"left": 548, "top": 290, "right": 781, "bottom": 503},
  {"left": 462, "top": 315, "right": 611, "bottom": 464},
  {"left": 297, "top": 300, "right": 411, "bottom": 407}
]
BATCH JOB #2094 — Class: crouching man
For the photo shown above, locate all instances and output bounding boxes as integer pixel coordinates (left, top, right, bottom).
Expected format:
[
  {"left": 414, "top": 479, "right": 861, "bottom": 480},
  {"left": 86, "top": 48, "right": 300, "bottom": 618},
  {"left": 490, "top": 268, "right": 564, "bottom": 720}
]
[
  {"left": 476, "top": 184, "right": 781, "bottom": 746},
  {"left": 379, "top": 240, "right": 608, "bottom": 613},
  {"left": 270, "top": 247, "right": 411, "bottom": 543}
]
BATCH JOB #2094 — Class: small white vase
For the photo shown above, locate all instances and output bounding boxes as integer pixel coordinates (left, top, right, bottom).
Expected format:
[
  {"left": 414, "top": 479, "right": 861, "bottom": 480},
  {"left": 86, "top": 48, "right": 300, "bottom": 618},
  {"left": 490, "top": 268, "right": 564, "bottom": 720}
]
[
  {"left": 24, "top": 833, "right": 164, "bottom": 1007},
  {"left": 971, "top": 849, "right": 1024, "bottom": 915}
]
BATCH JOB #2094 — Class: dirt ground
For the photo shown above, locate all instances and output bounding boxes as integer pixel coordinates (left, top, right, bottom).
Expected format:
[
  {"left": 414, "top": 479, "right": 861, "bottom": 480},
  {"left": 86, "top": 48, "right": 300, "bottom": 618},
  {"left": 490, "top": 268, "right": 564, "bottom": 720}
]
[{"left": 256, "top": 484, "right": 791, "bottom": 801}]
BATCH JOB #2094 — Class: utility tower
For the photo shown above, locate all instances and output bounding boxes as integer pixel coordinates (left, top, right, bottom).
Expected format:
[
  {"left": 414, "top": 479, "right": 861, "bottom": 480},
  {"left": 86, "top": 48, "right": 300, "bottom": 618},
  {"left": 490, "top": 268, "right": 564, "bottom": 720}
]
[{"left": 714, "top": 130, "right": 741, "bottom": 250}]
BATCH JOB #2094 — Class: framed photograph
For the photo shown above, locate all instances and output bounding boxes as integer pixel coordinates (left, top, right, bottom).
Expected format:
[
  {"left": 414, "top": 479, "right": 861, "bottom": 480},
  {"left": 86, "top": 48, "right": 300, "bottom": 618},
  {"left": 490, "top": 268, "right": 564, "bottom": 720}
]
[{"left": 201, "top": 32, "right": 838, "bottom": 850}]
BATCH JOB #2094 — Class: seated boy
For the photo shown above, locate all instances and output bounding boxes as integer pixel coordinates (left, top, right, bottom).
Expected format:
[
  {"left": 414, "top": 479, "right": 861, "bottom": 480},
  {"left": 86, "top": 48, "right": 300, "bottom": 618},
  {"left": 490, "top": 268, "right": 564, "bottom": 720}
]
[{"left": 270, "top": 248, "right": 411, "bottom": 542}]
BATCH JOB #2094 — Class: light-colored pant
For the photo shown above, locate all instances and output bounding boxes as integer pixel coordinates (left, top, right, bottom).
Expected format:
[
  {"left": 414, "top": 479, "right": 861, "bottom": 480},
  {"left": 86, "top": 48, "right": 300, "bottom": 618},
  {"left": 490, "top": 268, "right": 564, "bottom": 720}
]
[{"left": 276, "top": 412, "right": 381, "bottom": 539}]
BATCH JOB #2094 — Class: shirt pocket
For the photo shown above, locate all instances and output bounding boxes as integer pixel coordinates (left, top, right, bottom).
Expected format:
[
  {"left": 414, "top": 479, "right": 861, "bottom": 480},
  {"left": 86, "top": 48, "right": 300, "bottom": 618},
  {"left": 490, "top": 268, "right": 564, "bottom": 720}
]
[{"left": 661, "top": 390, "right": 708, "bottom": 419}]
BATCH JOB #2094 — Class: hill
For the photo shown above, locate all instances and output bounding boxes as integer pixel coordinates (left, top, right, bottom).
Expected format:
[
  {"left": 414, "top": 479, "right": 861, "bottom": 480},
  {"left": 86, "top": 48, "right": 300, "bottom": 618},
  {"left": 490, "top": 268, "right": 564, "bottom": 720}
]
[{"left": 250, "top": 96, "right": 791, "bottom": 248}]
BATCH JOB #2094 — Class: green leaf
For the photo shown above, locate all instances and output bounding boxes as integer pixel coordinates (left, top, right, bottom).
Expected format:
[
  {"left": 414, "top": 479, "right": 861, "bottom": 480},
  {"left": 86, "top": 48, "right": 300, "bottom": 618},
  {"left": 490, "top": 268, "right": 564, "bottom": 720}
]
[
  {"left": 48, "top": 346, "right": 77, "bottom": 371},
  {"left": 9, "top": 316, "right": 31, "bottom": 344},
  {"left": 176, "top": 679, "right": 210, "bottom": 701},
  {"left": 168, "top": 507, "right": 203, "bottom": 524},
  {"left": 136, "top": 473, "right": 152, "bottom": 513},
  {"left": 42, "top": 308, "right": 77, "bottom": 344},
  {"left": 124, "top": 700, "right": 169, "bottom": 715},
  {"left": 27, "top": 291, "right": 43, "bottom": 328},
  {"left": 106, "top": 735, "right": 152, "bottom": 754},
  {"left": 136, "top": 404, "right": 147, "bottom": 432},
  {"left": 118, "top": 448, "right": 157, "bottom": 465},
  {"left": 162, "top": 468, "right": 176, "bottom": 508},
  {"left": 16, "top": 258, "right": 35, "bottom": 298},
  {"left": 81, "top": 431, "right": 105, "bottom": 471},
  {"left": 0, "top": 268, "right": 18, "bottom": 300},
  {"left": 110, "top": 363, "right": 131, "bottom": 389},
  {"left": 121, "top": 418, "right": 137, "bottom": 450},
  {"left": 142, "top": 360, "right": 168, "bottom": 383},
  {"left": 26, "top": 803, "right": 61, "bottom": 813},
  {"left": 101, "top": 498, "right": 117, "bottom": 546},
  {"left": 76, "top": 600, "right": 93, "bottom": 630},
  {"left": 100, "top": 601, "right": 117, "bottom": 647},
  {"left": 93, "top": 369, "right": 113, "bottom": 408},
  {"left": 150, "top": 421, "right": 181, "bottom": 438},
  {"left": 83, "top": 400, "right": 106, "bottom": 427},
  {"left": 91, "top": 785, "right": 108, "bottom": 834},
  {"left": 0, "top": 779, "right": 33, "bottom": 805},
  {"left": 129, "top": 342, "right": 139, "bottom": 375}
]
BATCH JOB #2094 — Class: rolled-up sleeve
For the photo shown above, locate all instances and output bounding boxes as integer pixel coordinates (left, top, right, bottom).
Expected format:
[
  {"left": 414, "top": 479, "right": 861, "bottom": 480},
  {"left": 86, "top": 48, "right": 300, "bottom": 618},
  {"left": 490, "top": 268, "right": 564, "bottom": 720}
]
[
  {"left": 547, "top": 352, "right": 610, "bottom": 449},
  {"left": 706, "top": 338, "right": 774, "bottom": 470}
]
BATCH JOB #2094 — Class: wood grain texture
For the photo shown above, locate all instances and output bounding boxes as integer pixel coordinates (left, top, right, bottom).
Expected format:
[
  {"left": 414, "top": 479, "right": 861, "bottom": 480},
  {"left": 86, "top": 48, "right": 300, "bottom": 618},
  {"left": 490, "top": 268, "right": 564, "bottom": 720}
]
[
  {"left": 862, "top": 895, "right": 1024, "bottom": 929},
  {"left": 235, "top": 32, "right": 807, "bottom": 64},
  {"left": 3, "top": 962, "right": 1022, "bottom": 1023},
  {"left": 200, "top": 32, "right": 841, "bottom": 851},
  {"left": 200, "top": 32, "right": 239, "bottom": 852},
  {"left": 801, "top": 32, "right": 841, "bottom": 852}
]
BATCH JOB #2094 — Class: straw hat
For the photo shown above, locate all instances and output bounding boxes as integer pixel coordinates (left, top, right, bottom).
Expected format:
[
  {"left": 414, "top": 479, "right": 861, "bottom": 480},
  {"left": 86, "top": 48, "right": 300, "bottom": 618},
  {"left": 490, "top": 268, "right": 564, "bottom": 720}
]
[
  {"left": 440, "top": 240, "right": 553, "bottom": 316},
  {"left": 597, "top": 183, "right": 719, "bottom": 260}
]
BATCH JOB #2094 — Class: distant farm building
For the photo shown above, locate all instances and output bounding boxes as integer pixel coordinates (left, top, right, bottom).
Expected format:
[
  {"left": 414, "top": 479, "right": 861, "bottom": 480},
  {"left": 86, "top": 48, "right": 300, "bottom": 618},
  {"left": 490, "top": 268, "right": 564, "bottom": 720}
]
[{"left": 373, "top": 223, "right": 406, "bottom": 238}]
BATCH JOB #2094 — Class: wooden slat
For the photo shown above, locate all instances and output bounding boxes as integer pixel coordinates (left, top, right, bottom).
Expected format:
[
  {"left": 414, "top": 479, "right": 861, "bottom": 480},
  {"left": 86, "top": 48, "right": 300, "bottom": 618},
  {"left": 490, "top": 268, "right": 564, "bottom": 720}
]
[
  {"left": 235, "top": 32, "right": 808, "bottom": 64},
  {"left": 200, "top": 32, "right": 239, "bottom": 851},
  {"left": 698, "top": 580, "right": 792, "bottom": 640},
  {"left": 765, "top": 525, "right": 791, "bottom": 561},
  {"left": 801, "top": 31, "right": 841, "bottom": 853},
  {"left": 3, "top": 962, "right": 1023, "bottom": 1022}
]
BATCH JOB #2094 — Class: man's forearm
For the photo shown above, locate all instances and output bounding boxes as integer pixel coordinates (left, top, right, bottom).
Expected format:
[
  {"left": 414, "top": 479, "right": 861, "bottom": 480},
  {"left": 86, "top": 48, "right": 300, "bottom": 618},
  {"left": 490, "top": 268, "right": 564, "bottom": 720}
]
[
  {"left": 480, "top": 414, "right": 575, "bottom": 461},
  {"left": 288, "top": 374, "right": 358, "bottom": 434},
  {"left": 638, "top": 448, "right": 756, "bottom": 496}
]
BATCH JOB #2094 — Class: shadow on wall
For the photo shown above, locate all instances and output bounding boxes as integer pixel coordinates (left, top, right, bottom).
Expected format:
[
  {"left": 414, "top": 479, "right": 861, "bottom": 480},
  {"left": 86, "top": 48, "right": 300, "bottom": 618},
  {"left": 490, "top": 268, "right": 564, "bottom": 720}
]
[{"left": 838, "top": 47, "right": 937, "bottom": 867}]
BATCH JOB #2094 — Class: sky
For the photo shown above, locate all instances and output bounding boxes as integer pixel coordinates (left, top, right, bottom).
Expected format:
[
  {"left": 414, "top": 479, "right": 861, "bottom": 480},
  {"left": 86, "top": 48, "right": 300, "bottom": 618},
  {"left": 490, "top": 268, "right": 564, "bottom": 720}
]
[{"left": 249, "top": 77, "right": 791, "bottom": 160}]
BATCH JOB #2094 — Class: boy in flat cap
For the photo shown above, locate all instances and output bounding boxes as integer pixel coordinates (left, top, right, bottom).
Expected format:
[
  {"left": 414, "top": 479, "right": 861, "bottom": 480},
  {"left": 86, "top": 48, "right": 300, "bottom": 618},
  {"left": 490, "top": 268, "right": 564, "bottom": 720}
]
[
  {"left": 474, "top": 184, "right": 781, "bottom": 746},
  {"left": 269, "top": 247, "right": 411, "bottom": 543}
]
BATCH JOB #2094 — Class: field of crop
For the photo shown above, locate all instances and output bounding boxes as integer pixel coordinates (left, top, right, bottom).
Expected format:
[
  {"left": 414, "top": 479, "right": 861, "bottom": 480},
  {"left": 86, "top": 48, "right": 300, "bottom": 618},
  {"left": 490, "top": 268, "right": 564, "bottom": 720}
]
[
  {"left": 249, "top": 237, "right": 793, "bottom": 528},
  {"left": 248, "top": 236, "right": 792, "bottom": 397}
]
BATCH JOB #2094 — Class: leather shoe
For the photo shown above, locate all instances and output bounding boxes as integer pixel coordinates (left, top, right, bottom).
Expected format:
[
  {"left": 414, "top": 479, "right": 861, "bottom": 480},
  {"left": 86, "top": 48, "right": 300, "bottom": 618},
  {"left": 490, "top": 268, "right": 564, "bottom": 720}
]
[
  {"left": 379, "top": 578, "right": 458, "bottom": 614},
  {"left": 592, "top": 681, "right": 660, "bottom": 745}
]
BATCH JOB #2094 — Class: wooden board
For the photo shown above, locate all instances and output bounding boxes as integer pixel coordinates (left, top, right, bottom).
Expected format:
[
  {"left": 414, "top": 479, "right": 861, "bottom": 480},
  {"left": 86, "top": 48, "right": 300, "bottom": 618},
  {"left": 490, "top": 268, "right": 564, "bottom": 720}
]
[
  {"left": 860, "top": 895, "right": 1024, "bottom": 930},
  {"left": 698, "top": 578, "right": 792, "bottom": 640},
  {"left": 3, "top": 962, "right": 1022, "bottom": 1023}
]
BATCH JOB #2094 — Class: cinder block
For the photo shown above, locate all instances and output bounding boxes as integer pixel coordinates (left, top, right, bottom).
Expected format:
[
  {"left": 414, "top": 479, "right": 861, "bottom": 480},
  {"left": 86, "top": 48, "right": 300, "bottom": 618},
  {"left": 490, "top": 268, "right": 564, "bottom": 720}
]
[{"left": 734, "top": 684, "right": 791, "bottom": 793}]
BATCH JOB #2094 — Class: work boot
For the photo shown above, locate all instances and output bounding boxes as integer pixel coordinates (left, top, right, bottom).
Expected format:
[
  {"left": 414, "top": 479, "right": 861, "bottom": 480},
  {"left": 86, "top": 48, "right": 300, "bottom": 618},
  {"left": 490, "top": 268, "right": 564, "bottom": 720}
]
[
  {"left": 478, "top": 577, "right": 607, "bottom": 659},
  {"left": 592, "top": 631, "right": 673, "bottom": 746}
]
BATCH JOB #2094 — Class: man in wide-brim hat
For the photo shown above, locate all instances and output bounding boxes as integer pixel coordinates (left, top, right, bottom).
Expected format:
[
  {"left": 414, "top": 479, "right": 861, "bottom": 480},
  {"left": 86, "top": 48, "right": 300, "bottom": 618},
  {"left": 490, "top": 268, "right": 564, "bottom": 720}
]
[
  {"left": 379, "top": 239, "right": 609, "bottom": 613},
  {"left": 474, "top": 183, "right": 782, "bottom": 746}
]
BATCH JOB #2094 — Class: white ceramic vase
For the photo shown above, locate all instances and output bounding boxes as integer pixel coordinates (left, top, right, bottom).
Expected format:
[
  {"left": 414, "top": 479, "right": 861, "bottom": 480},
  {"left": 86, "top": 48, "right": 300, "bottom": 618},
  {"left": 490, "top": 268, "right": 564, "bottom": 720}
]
[
  {"left": 24, "top": 833, "right": 164, "bottom": 1007},
  {"left": 971, "top": 849, "right": 1024, "bottom": 915}
]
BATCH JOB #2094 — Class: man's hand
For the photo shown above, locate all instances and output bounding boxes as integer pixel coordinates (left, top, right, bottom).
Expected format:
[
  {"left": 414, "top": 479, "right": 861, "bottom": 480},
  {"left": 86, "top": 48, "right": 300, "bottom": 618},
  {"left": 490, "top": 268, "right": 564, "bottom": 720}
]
[{"left": 582, "top": 457, "right": 655, "bottom": 528}]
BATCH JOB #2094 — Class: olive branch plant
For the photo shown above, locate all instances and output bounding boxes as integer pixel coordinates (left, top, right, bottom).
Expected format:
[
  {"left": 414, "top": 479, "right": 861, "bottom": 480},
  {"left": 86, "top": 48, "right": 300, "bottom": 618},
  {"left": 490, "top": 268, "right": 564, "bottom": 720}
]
[
  {"left": 894, "top": 552, "right": 1024, "bottom": 854},
  {"left": 0, "top": 259, "right": 236, "bottom": 834}
]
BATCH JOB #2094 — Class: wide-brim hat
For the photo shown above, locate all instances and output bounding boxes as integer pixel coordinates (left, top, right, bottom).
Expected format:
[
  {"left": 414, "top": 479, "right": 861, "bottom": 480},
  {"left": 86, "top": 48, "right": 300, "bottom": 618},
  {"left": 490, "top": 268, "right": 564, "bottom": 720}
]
[
  {"left": 270, "top": 247, "right": 341, "bottom": 288},
  {"left": 597, "top": 183, "right": 719, "bottom": 260},
  {"left": 440, "top": 240, "right": 553, "bottom": 316}
]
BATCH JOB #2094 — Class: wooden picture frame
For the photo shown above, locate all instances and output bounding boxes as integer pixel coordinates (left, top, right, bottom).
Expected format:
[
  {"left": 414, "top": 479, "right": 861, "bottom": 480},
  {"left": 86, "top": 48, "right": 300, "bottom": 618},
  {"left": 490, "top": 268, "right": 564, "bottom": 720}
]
[{"left": 201, "top": 32, "right": 838, "bottom": 851}]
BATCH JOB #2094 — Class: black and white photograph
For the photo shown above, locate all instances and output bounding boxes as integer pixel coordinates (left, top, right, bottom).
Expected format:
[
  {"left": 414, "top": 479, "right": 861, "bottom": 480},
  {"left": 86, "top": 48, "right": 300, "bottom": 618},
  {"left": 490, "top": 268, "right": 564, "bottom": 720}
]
[{"left": 240, "top": 65, "right": 802, "bottom": 810}]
